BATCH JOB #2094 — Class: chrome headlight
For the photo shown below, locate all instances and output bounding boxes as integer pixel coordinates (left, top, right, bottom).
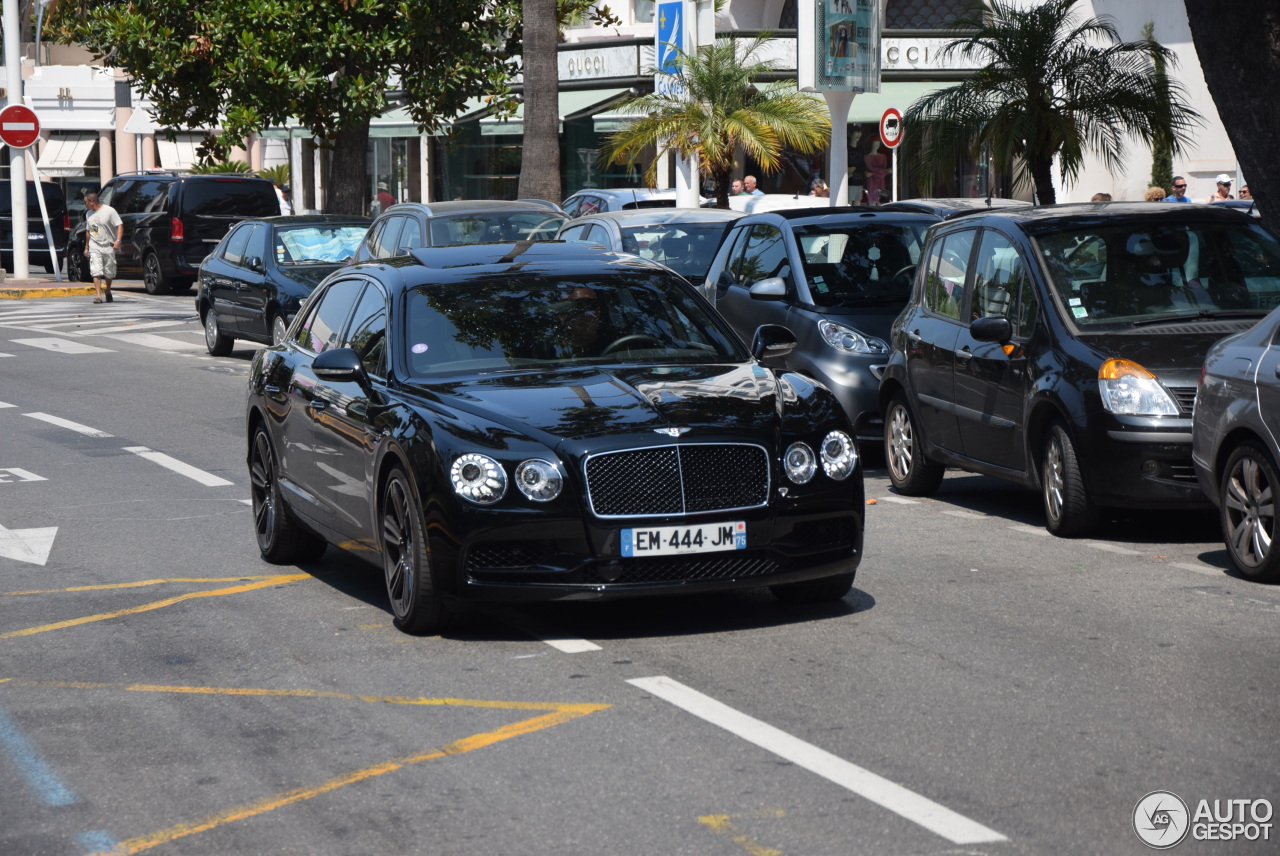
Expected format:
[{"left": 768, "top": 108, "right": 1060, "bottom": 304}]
[
  {"left": 818, "top": 319, "right": 888, "bottom": 355},
  {"left": 450, "top": 453, "right": 507, "bottom": 505},
  {"left": 784, "top": 442, "right": 817, "bottom": 484},
  {"left": 514, "top": 459, "right": 562, "bottom": 502},
  {"left": 820, "top": 430, "right": 858, "bottom": 480},
  {"left": 1098, "top": 359, "right": 1178, "bottom": 416}
]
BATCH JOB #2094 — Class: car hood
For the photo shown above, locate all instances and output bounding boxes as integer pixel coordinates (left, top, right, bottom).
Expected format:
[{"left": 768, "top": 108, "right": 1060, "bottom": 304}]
[
  {"left": 409, "top": 363, "right": 785, "bottom": 446},
  {"left": 1077, "top": 324, "right": 1257, "bottom": 376}
]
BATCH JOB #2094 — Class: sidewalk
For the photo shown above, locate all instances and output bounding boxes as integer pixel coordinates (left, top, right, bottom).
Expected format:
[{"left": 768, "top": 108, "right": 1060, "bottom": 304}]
[{"left": 0, "top": 273, "right": 140, "bottom": 300}]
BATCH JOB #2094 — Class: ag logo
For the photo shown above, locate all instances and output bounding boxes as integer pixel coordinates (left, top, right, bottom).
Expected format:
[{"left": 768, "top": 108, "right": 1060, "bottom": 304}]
[{"left": 1134, "top": 791, "right": 1190, "bottom": 848}]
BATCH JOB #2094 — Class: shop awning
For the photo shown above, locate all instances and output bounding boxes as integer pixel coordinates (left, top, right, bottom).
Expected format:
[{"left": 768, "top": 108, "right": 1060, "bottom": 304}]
[
  {"left": 845, "top": 81, "right": 955, "bottom": 122},
  {"left": 155, "top": 133, "right": 204, "bottom": 170},
  {"left": 369, "top": 97, "right": 500, "bottom": 138},
  {"left": 36, "top": 132, "right": 97, "bottom": 177},
  {"left": 481, "top": 88, "right": 635, "bottom": 136}
]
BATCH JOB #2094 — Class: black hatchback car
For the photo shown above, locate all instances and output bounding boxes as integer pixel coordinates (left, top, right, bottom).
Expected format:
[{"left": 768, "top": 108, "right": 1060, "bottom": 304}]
[
  {"left": 68, "top": 171, "right": 281, "bottom": 293},
  {"left": 196, "top": 215, "right": 370, "bottom": 354},
  {"left": 247, "top": 242, "right": 864, "bottom": 634},
  {"left": 880, "top": 203, "right": 1280, "bottom": 536}
]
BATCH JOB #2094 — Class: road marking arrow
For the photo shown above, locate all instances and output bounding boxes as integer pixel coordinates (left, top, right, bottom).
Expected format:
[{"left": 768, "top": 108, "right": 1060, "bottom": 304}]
[{"left": 0, "top": 523, "right": 57, "bottom": 566}]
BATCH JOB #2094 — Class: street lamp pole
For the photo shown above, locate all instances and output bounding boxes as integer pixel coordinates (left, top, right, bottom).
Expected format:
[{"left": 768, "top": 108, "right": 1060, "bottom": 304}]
[{"left": 4, "top": 0, "right": 29, "bottom": 279}]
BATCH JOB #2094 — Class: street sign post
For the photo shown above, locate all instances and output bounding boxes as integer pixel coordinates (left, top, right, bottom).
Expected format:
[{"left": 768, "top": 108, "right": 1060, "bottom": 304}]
[{"left": 0, "top": 104, "right": 39, "bottom": 148}]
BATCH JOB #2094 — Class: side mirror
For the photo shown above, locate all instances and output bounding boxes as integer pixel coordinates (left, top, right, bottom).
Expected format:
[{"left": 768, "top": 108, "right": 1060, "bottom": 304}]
[
  {"left": 748, "top": 277, "right": 788, "bottom": 300},
  {"left": 313, "top": 347, "right": 369, "bottom": 387},
  {"left": 970, "top": 316, "right": 1013, "bottom": 343},
  {"left": 751, "top": 324, "right": 798, "bottom": 361},
  {"left": 244, "top": 256, "right": 265, "bottom": 273}
]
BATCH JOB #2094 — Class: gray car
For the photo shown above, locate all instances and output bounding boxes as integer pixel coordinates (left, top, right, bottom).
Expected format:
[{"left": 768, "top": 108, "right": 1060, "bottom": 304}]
[
  {"left": 1192, "top": 302, "right": 1280, "bottom": 580},
  {"left": 561, "top": 187, "right": 681, "bottom": 218},
  {"left": 351, "top": 200, "right": 566, "bottom": 263},
  {"left": 702, "top": 207, "right": 941, "bottom": 442},
  {"left": 556, "top": 208, "right": 743, "bottom": 282}
]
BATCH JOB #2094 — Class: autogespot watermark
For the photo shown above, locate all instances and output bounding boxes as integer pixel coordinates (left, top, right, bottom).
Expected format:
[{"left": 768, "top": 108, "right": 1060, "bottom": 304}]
[{"left": 1133, "top": 790, "right": 1274, "bottom": 848}]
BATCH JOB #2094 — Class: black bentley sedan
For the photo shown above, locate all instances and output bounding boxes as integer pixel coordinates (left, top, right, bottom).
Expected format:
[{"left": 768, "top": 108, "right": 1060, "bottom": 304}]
[
  {"left": 197, "top": 215, "right": 370, "bottom": 353},
  {"left": 247, "top": 241, "right": 864, "bottom": 634}
]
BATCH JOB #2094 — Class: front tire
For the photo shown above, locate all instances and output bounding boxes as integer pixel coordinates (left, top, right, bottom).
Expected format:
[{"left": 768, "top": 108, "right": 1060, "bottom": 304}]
[
  {"left": 271, "top": 313, "right": 290, "bottom": 347},
  {"left": 143, "top": 253, "right": 168, "bottom": 295},
  {"left": 1219, "top": 441, "right": 1280, "bottom": 580},
  {"left": 67, "top": 250, "right": 91, "bottom": 283},
  {"left": 381, "top": 468, "right": 454, "bottom": 635},
  {"left": 1042, "top": 421, "right": 1098, "bottom": 536},
  {"left": 204, "top": 306, "right": 234, "bottom": 356},
  {"left": 884, "top": 393, "right": 944, "bottom": 496},
  {"left": 249, "top": 426, "right": 327, "bottom": 564}
]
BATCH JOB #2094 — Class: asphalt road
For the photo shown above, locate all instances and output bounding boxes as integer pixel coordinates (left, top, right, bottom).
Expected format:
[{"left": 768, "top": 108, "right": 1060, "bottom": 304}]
[{"left": 1, "top": 288, "right": 1276, "bottom": 856}]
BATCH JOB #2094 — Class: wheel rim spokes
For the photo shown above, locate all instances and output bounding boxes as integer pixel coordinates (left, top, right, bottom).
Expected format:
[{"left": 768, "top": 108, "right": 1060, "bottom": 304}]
[
  {"left": 888, "top": 408, "right": 911, "bottom": 478},
  {"left": 206, "top": 314, "right": 217, "bottom": 347},
  {"left": 383, "top": 481, "right": 414, "bottom": 613},
  {"left": 1045, "top": 439, "right": 1064, "bottom": 520},
  {"left": 1226, "top": 457, "right": 1274, "bottom": 566},
  {"left": 251, "top": 435, "right": 275, "bottom": 539}
]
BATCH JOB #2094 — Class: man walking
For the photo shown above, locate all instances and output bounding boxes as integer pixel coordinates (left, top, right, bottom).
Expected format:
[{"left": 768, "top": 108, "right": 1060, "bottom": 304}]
[
  {"left": 83, "top": 192, "right": 122, "bottom": 304},
  {"left": 1164, "top": 176, "right": 1190, "bottom": 202}
]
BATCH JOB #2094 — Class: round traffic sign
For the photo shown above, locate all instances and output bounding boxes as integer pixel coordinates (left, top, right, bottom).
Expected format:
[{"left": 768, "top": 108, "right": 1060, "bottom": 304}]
[
  {"left": 879, "top": 107, "right": 903, "bottom": 149},
  {"left": 0, "top": 105, "right": 40, "bottom": 149}
]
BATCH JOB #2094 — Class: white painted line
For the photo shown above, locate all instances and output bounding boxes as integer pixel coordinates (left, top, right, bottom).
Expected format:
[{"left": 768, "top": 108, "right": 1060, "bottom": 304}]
[
  {"left": 1007, "top": 524, "right": 1049, "bottom": 537},
  {"left": 101, "top": 333, "right": 205, "bottom": 351},
  {"left": 1085, "top": 542, "right": 1142, "bottom": 555},
  {"left": 9, "top": 338, "right": 114, "bottom": 354},
  {"left": 0, "top": 468, "right": 46, "bottom": 482},
  {"left": 123, "top": 447, "right": 234, "bottom": 486},
  {"left": 628, "top": 676, "right": 1007, "bottom": 844},
  {"left": 942, "top": 509, "right": 986, "bottom": 519},
  {"left": 1173, "top": 561, "right": 1223, "bottom": 578},
  {"left": 0, "top": 353, "right": 13, "bottom": 357},
  {"left": 63, "top": 320, "right": 191, "bottom": 335},
  {"left": 0, "top": 400, "right": 14, "bottom": 408},
  {"left": 239, "top": 499, "right": 253, "bottom": 506},
  {"left": 24, "top": 412, "right": 113, "bottom": 437},
  {"left": 498, "top": 611, "right": 602, "bottom": 653},
  {"left": 540, "top": 637, "right": 603, "bottom": 654},
  {"left": 876, "top": 496, "right": 920, "bottom": 505}
]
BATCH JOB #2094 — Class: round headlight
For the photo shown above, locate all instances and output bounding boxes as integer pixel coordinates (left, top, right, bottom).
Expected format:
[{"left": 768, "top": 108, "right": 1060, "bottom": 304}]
[
  {"left": 784, "top": 442, "right": 817, "bottom": 484},
  {"left": 820, "top": 430, "right": 858, "bottom": 481},
  {"left": 450, "top": 454, "right": 507, "bottom": 505},
  {"left": 515, "top": 459, "right": 562, "bottom": 502}
]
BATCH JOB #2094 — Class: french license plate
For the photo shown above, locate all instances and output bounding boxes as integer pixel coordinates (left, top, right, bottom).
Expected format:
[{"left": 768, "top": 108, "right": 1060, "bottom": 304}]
[{"left": 620, "top": 521, "right": 746, "bottom": 557}]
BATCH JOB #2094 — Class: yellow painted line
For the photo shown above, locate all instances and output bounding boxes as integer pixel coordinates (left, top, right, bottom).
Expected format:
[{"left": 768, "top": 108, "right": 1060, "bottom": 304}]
[
  {"left": 0, "top": 575, "right": 308, "bottom": 639},
  {"left": 2, "top": 681, "right": 609, "bottom": 856},
  {"left": 0, "top": 286, "right": 96, "bottom": 299},
  {"left": 3, "top": 575, "right": 305, "bottom": 597},
  {"left": 698, "top": 812, "right": 785, "bottom": 856}
]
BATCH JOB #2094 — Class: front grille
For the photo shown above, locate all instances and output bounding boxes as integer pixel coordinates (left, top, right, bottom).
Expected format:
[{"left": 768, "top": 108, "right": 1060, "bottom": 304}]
[
  {"left": 585, "top": 443, "right": 770, "bottom": 517},
  {"left": 580, "top": 552, "right": 781, "bottom": 585},
  {"left": 1169, "top": 386, "right": 1197, "bottom": 415},
  {"left": 782, "top": 518, "right": 858, "bottom": 551},
  {"left": 465, "top": 541, "right": 558, "bottom": 573}
]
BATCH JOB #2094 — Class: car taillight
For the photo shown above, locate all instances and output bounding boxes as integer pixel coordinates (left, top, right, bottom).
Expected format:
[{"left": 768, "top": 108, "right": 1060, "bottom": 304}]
[
  {"left": 170, "top": 217, "right": 184, "bottom": 242},
  {"left": 1199, "top": 364, "right": 1206, "bottom": 386},
  {"left": 62, "top": 213, "right": 70, "bottom": 231}
]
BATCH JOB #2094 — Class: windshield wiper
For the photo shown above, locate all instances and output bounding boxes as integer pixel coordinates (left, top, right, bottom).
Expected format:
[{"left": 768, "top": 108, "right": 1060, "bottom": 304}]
[{"left": 1130, "top": 308, "right": 1266, "bottom": 326}]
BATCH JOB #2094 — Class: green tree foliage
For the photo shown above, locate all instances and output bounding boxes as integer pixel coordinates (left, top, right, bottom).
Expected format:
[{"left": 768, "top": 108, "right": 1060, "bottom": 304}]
[
  {"left": 905, "top": 0, "right": 1199, "bottom": 203},
  {"left": 600, "top": 35, "right": 830, "bottom": 209},
  {"left": 47, "top": 0, "right": 521, "bottom": 214}
]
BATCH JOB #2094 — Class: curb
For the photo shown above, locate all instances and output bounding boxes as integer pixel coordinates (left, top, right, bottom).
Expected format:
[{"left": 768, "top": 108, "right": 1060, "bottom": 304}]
[{"left": 0, "top": 285, "right": 97, "bottom": 299}]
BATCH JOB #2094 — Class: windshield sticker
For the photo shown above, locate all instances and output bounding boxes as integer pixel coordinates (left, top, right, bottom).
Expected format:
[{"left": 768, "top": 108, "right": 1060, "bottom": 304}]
[
  {"left": 411, "top": 343, "right": 429, "bottom": 354},
  {"left": 1072, "top": 306, "right": 1088, "bottom": 318},
  {"left": 1069, "top": 297, "right": 1082, "bottom": 306}
]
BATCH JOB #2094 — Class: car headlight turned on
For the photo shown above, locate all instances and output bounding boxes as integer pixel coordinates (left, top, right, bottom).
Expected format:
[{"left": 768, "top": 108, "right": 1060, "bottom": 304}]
[
  {"left": 784, "top": 442, "right": 817, "bottom": 484},
  {"left": 820, "top": 430, "right": 858, "bottom": 480},
  {"left": 1098, "top": 358, "right": 1179, "bottom": 416},
  {"left": 514, "top": 459, "right": 562, "bottom": 502},
  {"left": 451, "top": 453, "right": 507, "bottom": 504},
  {"left": 818, "top": 319, "right": 888, "bottom": 355}
]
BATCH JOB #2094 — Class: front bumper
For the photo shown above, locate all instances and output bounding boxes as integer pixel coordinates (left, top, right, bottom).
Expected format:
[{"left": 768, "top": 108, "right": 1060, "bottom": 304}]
[{"left": 1079, "top": 414, "right": 1208, "bottom": 508}]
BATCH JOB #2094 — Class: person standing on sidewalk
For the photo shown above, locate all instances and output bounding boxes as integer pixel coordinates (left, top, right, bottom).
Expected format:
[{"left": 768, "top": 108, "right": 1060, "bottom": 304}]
[{"left": 83, "top": 192, "right": 122, "bottom": 303}]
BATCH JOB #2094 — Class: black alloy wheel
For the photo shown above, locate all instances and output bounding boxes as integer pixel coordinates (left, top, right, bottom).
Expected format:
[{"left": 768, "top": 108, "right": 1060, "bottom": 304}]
[
  {"left": 143, "top": 253, "right": 168, "bottom": 295},
  {"left": 249, "top": 426, "right": 326, "bottom": 563},
  {"left": 1041, "top": 421, "right": 1099, "bottom": 537},
  {"left": 67, "top": 250, "right": 91, "bottom": 283},
  {"left": 204, "top": 307, "right": 234, "bottom": 356},
  {"left": 884, "top": 393, "right": 944, "bottom": 496},
  {"left": 381, "top": 468, "right": 453, "bottom": 635},
  {"left": 1220, "top": 441, "right": 1280, "bottom": 580}
]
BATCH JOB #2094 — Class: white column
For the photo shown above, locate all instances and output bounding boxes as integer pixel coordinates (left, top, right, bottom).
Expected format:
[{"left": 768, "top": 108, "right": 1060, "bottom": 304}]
[
  {"left": 824, "top": 92, "right": 854, "bottom": 207},
  {"left": 420, "top": 133, "right": 431, "bottom": 203},
  {"left": 6, "top": 0, "right": 29, "bottom": 278}
]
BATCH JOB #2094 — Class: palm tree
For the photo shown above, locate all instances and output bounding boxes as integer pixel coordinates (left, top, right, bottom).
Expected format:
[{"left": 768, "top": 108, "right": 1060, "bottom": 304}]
[
  {"left": 905, "top": 0, "right": 1200, "bottom": 204},
  {"left": 601, "top": 35, "right": 830, "bottom": 209}
]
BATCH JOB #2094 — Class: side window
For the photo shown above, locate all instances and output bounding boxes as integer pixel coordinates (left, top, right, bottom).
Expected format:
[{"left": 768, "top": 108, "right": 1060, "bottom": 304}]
[
  {"left": 736, "top": 224, "right": 791, "bottom": 288},
  {"left": 1010, "top": 267, "right": 1040, "bottom": 339},
  {"left": 971, "top": 230, "right": 1027, "bottom": 322},
  {"left": 97, "top": 183, "right": 118, "bottom": 208},
  {"left": 221, "top": 225, "right": 252, "bottom": 266},
  {"left": 294, "top": 279, "right": 363, "bottom": 354},
  {"left": 123, "top": 180, "right": 166, "bottom": 214},
  {"left": 922, "top": 230, "right": 976, "bottom": 321},
  {"left": 372, "top": 216, "right": 405, "bottom": 259},
  {"left": 104, "top": 181, "right": 136, "bottom": 214},
  {"left": 244, "top": 224, "right": 268, "bottom": 265},
  {"left": 395, "top": 219, "right": 424, "bottom": 255},
  {"left": 715, "top": 227, "right": 750, "bottom": 286},
  {"left": 585, "top": 224, "right": 611, "bottom": 246},
  {"left": 343, "top": 284, "right": 388, "bottom": 378},
  {"left": 559, "top": 224, "right": 588, "bottom": 242}
]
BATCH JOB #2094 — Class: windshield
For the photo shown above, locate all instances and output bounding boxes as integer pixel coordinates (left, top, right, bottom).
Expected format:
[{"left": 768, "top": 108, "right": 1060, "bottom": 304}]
[
  {"left": 275, "top": 225, "right": 368, "bottom": 265},
  {"left": 620, "top": 223, "right": 731, "bottom": 280},
  {"left": 404, "top": 272, "right": 744, "bottom": 375},
  {"left": 1036, "top": 222, "right": 1280, "bottom": 327},
  {"left": 428, "top": 212, "right": 567, "bottom": 245},
  {"left": 793, "top": 222, "right": 928, "bottom": 307}
]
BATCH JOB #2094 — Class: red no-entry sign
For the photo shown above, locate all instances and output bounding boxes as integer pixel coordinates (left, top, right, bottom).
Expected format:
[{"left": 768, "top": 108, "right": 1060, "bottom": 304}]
[
  {"left": 0, "top": 105, "right": 40, "bottom": 149},
  {"left": 879, "top": 107, "right": 903, "bottom": 149}
]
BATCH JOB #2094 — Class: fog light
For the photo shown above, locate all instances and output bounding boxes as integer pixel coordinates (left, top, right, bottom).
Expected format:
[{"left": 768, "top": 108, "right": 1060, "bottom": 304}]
[{"left": 1142, "top": 459, "right": 1161, "bottom": 477}]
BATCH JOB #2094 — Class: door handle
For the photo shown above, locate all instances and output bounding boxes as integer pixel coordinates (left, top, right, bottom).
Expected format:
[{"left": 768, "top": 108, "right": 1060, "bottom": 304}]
[
  {"left": 907, "top": 329, "right": 922, "bottom": 342},
  {"left": 955, "top": 346, "right": 973, "bottom": 361}
]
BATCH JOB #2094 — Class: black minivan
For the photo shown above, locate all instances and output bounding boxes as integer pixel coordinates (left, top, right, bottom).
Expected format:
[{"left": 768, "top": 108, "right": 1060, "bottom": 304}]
[
  {"left": 0, "top": 181, "right": 69, "bottom": 273},
  {"left": 68, "top": 171, "right": 280, "bottom": 293},
  {"left": 879, "top": 203, "right": 1280, "bottom": 536}
]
